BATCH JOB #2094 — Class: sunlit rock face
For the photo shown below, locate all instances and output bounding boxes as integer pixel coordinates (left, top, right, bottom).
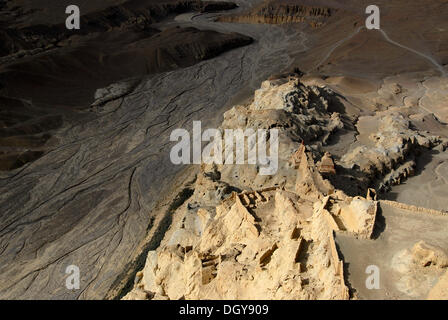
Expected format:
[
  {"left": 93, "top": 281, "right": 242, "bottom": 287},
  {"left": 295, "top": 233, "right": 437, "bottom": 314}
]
[
  {"left": 218, "top": 0, "right": 335, "bottom": 27},
  {"left": 123, "top": 78, "right": 381, "bottom": 300}
]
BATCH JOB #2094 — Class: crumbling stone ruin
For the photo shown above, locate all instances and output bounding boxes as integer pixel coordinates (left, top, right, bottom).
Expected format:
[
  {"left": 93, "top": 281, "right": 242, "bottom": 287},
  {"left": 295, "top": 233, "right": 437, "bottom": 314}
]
[
  {"left": 124, "top": 76, "right": 448, "bottom": 300},
  {"left": 124, "top": 146, "right": 370, "bottom": 300}
]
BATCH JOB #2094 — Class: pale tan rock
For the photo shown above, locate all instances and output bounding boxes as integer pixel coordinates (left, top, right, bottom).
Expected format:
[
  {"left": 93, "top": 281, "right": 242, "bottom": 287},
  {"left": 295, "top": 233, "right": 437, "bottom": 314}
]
[
  {"left": 129, "top": 182, "right": 353, "bottom": 300},
  {"left": 338, "top": 197, "right": 377, "bottom": 238},
  {"left": 412, "top": 241, "right": 448, "bottom": 268},
  {"left": 391, "top": 241, "right": 448, "bottom": 298},
  {"left": 121, "top": 288, "right": 151, "bottom": 300},
  {"left": 427, "top": 271, "right": 448, "bottom": 300},
  {"left": 121, "top": 77, "right": 405, "bottom": 301},
  {"left": 295, "top": 145, "right": 334, "bottom": 198},
  {"left": 197, "top": 208, "right": 212, "bottom": 233},
  {"left": 251, "top": 79, "right": 299, "bottom": 111}
]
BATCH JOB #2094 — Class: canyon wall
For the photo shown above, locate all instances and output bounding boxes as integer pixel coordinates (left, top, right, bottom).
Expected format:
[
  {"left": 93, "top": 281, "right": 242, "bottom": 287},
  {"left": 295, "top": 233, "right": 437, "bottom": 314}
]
[{"left": 218, "top": 0, "right": 335, "bottom": 27}]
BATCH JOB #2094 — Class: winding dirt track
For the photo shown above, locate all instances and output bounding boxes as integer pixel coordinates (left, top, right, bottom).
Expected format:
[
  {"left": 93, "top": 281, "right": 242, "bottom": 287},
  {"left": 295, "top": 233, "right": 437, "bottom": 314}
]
[
  {"left": 378, "top": 29, "right": 448, "bottom": 77},
  {"left": 0, "top": 2, "right": 304, "bottom": 299},
  {"left": 314, "top": 27, "right": 448, "bottom": 77}
]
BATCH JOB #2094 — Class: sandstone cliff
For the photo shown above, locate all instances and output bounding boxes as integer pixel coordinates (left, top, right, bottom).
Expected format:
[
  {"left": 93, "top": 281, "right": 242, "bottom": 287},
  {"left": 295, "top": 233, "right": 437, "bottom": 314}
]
[{"left": 218, "top": 0, "right": 335, "bottom": 27}]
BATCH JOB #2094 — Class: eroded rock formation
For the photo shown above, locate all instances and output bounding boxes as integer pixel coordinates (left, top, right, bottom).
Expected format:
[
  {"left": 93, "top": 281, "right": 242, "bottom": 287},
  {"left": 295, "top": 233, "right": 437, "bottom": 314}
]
[
  {"left": 123, "top": 76, "right": 379, "bottom": 300},
  {"left": 340, "top": 111, "right": 443, "bottom": 193},
  {"left": 218, "top": 0, "right": 335, "bottom": 27},
  {"left": 392, "top": 240, "right": 448, "bottom": 299},
  {"left": 124, "top": 75, "right": 448, "bottom": 300},
  {"left": 124, "top": 147, "right": 375, "bottom": 300}
]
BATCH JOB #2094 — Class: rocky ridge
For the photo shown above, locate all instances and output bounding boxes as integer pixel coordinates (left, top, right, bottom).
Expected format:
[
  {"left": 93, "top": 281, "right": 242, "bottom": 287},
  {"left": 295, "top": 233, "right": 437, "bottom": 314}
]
[
  {"left": 121, "top": 76, "right": 363, "bottom": 300},
  {"left": 218, "top": 0, "right": 335, "bottom": 27},
  {"left": 124, "top": 74, "right": 448, "bottom": 300},
  {"left": 123, "top": 149, "right": 376, "bottom": 300}
]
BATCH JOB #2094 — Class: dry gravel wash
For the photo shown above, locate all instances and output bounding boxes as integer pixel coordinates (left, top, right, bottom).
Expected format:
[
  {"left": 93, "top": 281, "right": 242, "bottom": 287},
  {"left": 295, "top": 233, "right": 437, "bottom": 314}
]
[{"left": 0, "top": 10, "right": 303, "bottom": 299}]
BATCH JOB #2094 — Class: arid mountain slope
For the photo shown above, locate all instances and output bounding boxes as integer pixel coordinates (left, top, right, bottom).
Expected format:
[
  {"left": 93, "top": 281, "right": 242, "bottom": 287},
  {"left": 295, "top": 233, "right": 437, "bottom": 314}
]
[
  {"left": 0, "top": 1, "right": 249, "bottom": 171},
  {"left": 217, "top": 0, "right": 448, "bottom": 78}
]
